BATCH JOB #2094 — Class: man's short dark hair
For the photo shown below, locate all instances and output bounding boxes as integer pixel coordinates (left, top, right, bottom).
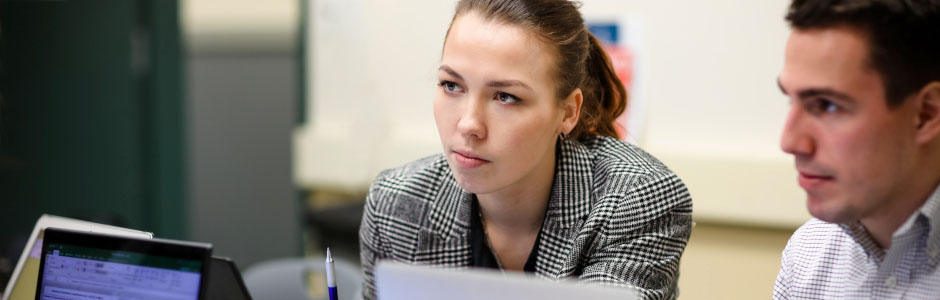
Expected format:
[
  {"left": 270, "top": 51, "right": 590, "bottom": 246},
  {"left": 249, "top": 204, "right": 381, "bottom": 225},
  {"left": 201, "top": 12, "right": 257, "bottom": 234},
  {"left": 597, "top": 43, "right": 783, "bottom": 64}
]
[{"left": 786, "top": 0, "right": 940, "bottom": 107}]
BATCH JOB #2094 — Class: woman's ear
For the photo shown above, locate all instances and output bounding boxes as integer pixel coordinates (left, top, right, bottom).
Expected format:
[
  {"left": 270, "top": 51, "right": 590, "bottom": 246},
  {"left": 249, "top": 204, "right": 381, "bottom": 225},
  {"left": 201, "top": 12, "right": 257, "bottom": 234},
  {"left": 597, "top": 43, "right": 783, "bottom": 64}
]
[
  {"left": 915, "top": 81, "right": 940, "bottom": 145},
  {"left": 559, "top": 88, "right": 583, "bottom": 135}
]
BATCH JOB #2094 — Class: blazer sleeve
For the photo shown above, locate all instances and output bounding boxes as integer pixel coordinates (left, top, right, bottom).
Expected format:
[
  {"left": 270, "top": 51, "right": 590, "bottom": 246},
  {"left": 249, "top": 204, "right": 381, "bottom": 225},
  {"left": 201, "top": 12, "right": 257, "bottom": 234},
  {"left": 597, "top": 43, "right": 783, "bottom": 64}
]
[
  {"left": 359, "top": 185, "right": 384, "bottom": 300},
  {"left": 579, "top": 172, "right": 693, "bottom": 300}
]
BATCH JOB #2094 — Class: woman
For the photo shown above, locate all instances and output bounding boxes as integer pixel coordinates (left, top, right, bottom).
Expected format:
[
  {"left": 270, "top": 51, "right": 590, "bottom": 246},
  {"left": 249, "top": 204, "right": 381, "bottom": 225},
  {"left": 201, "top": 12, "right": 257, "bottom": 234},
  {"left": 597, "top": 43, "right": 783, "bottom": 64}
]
[{"left": 359, "top": 0, "right": 693, "bottom": 299}]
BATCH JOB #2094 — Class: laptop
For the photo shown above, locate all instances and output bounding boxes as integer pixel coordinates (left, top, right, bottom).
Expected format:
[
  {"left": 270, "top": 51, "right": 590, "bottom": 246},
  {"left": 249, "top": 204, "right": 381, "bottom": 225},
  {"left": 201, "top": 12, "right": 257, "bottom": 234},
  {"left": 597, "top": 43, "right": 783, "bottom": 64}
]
[
  {"left": 206, "top": 256, "right": 253, "bottom": 300},
  {"left": 35, "top": 227, "right": 212, "bottom": 300},
  {"left": 375, "top": 261, "right": 638, "bottom": 300},
  {"left": 2, "top": 215, "right": 154, "bottom": 300}
]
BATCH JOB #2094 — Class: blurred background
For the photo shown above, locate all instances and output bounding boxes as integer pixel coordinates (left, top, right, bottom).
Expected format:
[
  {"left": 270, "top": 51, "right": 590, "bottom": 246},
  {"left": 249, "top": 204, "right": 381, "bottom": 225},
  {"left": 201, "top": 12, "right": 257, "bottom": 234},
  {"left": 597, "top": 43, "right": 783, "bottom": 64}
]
[{"left": 0, "top": 0, "right": 805, "bottom": 299}]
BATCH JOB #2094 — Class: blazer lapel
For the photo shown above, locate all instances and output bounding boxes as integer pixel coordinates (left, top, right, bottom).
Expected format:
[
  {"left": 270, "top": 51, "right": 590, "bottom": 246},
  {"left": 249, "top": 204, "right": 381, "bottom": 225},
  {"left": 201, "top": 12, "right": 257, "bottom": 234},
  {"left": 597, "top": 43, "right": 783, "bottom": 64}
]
[
  {"left": 535, "top": 137, "right": 595, "bottom": 278},
  {"left": 415, "top": 138, "right": 594, "bottom": 271},
  {"left": 416, "top": 167, "right": 474, "bottom": 265}
]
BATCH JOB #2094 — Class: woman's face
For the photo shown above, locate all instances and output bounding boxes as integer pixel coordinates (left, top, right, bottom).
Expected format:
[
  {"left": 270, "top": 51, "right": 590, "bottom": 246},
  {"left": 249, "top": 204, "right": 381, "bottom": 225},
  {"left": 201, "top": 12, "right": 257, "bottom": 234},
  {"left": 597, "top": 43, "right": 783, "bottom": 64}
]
[{"left": 434, "top": 13, "right": 579, "bottom": 196}]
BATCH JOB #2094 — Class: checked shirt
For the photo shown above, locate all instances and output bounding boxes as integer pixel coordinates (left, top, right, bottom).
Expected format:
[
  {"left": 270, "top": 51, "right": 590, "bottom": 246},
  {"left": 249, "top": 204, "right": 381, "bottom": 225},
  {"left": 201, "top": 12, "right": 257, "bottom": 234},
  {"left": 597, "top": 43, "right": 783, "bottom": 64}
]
[{"left": 774, "top": 184, "right": 940, "bottom": 299}]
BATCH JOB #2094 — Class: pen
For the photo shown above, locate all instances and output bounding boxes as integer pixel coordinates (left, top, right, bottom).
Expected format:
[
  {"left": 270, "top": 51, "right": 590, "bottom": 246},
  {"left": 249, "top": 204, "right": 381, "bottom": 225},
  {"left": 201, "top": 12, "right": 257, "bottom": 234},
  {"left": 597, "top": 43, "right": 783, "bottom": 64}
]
[{"left": 326, "top": 247, "right": 338, "bottom": 300}]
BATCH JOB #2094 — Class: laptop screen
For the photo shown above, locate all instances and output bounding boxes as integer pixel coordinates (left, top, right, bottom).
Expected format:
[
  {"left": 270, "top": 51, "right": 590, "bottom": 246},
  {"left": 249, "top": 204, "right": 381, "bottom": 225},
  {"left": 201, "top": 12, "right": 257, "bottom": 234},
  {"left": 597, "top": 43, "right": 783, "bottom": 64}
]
[{"left": 36, "top": 228, "right": 211, "bottom": 300}]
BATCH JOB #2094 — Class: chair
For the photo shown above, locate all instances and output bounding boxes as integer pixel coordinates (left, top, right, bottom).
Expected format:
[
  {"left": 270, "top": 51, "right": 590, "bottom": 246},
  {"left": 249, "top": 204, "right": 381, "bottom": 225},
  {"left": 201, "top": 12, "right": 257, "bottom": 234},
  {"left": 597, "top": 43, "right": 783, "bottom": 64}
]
[{"left": 243, "top": 257, "right": 363, "bottom": 300}]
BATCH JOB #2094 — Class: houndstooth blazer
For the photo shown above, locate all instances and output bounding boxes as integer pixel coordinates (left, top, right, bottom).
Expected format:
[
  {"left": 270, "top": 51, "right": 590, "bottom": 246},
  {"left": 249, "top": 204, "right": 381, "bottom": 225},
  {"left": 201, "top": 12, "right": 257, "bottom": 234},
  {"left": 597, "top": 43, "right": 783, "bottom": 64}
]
[{"left": 359, "top": 135, "right": 693, "bottom": 300}]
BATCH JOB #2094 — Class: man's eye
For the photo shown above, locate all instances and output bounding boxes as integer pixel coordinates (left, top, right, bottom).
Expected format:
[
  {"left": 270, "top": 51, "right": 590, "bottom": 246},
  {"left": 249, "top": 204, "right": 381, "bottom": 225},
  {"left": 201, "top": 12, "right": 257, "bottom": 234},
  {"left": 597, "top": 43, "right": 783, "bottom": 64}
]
[
  {"left": 496, "top": 92, "right": 521, "bottom": 104},
  {"left": 808, "top": 99, "right": 839, "bottom": 114},
  {"left": 438, "top": 81, "right": 464, "bottom": 93}
]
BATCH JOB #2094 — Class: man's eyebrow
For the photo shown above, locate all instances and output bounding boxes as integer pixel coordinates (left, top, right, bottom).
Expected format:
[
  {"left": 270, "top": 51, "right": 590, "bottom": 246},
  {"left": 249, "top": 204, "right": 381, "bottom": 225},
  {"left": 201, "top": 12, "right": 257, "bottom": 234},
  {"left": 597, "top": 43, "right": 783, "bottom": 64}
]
[
  {"left": 797, "top": 89, "right": 853, "bottom": 101},
  {"left": 777, "top": 78, "right": 853, "bottom": 101},
  {"left": 438, "top": 65, "right": 463, "bottom": 81}
]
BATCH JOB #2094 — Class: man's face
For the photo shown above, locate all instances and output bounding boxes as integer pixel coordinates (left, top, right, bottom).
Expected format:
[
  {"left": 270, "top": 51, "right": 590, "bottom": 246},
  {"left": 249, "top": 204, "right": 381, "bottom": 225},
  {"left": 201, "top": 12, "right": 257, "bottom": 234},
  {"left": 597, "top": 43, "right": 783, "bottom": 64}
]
[{"left": 778, "top": 26, "right": 920, "bottom": 224}]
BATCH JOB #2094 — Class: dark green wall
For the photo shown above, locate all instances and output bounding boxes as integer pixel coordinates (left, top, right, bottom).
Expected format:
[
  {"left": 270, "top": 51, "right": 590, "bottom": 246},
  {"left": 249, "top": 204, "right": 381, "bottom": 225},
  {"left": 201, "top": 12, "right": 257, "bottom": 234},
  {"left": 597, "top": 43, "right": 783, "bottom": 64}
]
[{"left": 0, "top": 0, "right": 186, "bottom": 280}]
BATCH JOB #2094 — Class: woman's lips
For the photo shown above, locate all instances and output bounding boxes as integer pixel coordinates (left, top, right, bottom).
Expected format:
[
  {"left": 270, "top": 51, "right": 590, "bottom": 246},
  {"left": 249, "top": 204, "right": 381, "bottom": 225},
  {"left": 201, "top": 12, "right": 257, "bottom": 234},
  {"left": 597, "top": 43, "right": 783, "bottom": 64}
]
[{"left": 453, "top": 150, "right": 489, "bottom": 169}]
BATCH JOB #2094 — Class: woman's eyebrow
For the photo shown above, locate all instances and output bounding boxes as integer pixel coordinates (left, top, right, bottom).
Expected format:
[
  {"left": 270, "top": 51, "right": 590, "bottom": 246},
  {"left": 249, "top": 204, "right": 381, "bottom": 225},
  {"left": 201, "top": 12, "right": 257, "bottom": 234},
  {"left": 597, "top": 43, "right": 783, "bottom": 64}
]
[
  {"left": 438, "top": 65, "right": 463, "bottom": 81},
  {"left": 487, "top": 80, "right": 532, "bottom": 91},
  {"left": 439, "top": 65, "right": 532, "bottom": 91}
]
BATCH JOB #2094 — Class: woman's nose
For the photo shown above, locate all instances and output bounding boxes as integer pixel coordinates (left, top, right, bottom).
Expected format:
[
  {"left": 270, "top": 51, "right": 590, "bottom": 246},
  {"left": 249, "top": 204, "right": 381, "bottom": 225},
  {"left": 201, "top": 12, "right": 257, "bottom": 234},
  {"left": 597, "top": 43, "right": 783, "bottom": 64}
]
[{"left": 456, "top": 98, "right": 486, "bottom": 140}]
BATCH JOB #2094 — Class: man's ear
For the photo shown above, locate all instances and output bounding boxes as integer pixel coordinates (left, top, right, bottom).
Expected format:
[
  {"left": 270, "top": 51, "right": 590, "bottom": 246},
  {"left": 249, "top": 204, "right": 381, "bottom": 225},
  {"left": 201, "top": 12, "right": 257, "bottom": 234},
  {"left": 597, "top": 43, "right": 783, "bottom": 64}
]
[
  {"left": 915, "top": 81, "right": 940, "bottom": 145},
  {"left": 560, "top": 88, "right": 583, "bottom": 135}
]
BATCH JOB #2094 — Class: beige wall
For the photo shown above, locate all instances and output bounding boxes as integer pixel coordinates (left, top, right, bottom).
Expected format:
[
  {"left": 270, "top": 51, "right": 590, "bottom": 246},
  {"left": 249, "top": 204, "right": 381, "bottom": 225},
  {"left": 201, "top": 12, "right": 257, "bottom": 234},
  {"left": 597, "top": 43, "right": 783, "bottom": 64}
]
[
  {"left": 679, "top": 223, "right": 794, "bottom": 299},
  {"left": 182, "top": 0, "right": 298, "bottom": 52}
]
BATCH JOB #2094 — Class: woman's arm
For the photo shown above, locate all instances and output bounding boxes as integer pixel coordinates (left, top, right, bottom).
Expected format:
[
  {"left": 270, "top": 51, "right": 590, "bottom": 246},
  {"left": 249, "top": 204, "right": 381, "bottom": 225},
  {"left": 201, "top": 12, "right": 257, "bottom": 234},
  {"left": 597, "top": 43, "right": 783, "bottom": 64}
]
[
  {"left": 579, "top": 173, "right": 693, "bottom": 300},
  {"left": 359, "top": 189, "right": 384, "bottom": 300}
]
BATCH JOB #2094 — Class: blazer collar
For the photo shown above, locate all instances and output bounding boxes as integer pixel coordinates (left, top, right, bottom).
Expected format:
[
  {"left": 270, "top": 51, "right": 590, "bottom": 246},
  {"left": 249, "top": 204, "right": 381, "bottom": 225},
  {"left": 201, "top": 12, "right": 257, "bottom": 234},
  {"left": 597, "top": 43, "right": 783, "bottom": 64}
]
[
  {"left": 427, "top": 137, "right": 595, "bottom": 241},
  {"left": 544, "top": 136, "right": 595, "bottom": 230},
  {"left": 534, "top": 137, "right": 595, "bottom": 278}
]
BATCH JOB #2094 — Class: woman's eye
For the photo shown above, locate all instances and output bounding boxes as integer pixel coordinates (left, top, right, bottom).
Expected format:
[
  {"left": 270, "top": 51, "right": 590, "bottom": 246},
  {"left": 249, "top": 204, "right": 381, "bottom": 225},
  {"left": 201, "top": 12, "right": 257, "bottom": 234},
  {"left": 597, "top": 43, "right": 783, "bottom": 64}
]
[
  {"left": 496, "top": 92, "right": 521, "bottom": 104},
  {"left": 438, "top": 81, "right": 464, "bottom": 93}
]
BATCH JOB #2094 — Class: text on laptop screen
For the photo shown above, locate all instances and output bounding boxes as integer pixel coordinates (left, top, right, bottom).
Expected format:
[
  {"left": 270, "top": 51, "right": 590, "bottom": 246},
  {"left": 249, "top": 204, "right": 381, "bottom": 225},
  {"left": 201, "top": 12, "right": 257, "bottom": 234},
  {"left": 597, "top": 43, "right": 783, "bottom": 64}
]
[{"left": 38, "top": 243, "right": 203, "bottom": 300}]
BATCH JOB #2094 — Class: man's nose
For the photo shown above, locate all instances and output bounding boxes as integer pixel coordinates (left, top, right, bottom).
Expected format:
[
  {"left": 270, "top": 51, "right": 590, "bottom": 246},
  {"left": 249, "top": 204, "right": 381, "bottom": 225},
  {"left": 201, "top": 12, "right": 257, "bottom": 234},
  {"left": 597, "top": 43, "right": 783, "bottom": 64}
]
[{"left": 780, "top": 105, "right": 814, "bottom": 156}]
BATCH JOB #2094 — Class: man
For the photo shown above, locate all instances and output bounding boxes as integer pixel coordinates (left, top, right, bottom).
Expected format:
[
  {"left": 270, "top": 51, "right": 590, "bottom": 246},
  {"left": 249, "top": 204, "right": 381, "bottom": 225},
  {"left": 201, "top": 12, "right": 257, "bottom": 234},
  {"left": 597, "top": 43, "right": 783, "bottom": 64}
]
[{"left": 774, "top": 0, "right": 940, "bottom": 298}]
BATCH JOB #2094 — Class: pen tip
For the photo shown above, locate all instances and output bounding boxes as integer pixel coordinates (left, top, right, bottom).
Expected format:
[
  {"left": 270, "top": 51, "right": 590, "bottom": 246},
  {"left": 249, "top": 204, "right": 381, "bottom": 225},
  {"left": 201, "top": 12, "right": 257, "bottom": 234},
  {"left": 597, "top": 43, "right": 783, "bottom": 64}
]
[{"left": 327, "top": 247, "right": 332, "bottom": 259}]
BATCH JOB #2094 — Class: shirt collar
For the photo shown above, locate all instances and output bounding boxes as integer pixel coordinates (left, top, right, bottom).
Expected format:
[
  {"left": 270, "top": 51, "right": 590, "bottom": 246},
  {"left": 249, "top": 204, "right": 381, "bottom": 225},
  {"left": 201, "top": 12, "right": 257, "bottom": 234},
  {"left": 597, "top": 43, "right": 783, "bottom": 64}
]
[
  {"left": 918, "top": 183, "right": 940, "bottom": 266},
  {"left": 839, "top": 183, "right": 940, "bottom": 264},
  {"left": 841, "top": 221, "right": 884, "bottom": 262}
]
